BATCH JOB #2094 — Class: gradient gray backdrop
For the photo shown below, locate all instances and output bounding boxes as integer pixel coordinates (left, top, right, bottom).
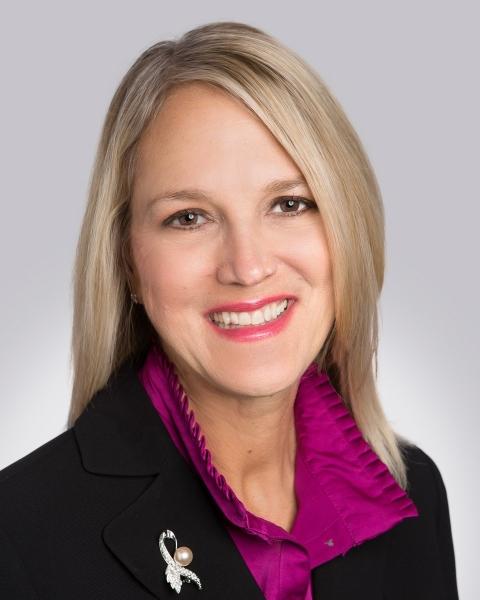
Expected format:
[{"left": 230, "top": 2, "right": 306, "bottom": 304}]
[{"left": 1, "top": 1, "right": 478, "bottom": 597}]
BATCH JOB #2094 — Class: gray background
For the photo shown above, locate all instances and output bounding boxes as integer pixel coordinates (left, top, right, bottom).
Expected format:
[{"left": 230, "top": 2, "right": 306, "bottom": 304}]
[{"left": 0, "top": 1, "right": 478, "bottom": 597}]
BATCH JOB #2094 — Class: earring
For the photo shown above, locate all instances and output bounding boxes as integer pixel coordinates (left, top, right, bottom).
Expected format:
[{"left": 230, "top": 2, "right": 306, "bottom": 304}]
[{"left": 130, "top": 292, "right": 139, "bottom": 304}]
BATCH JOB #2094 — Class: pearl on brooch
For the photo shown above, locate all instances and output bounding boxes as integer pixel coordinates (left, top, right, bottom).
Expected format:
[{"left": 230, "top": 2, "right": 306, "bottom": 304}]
[{"left": 174, "top": 545, "right": 193, "bottom": 566}]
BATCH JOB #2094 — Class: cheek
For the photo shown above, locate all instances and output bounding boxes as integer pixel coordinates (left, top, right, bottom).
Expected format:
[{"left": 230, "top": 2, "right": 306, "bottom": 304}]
[
  {"left": 133, "top": 238, "right": 211, "bottom": 314},
  {"left": 283, "top": 225, "right": 332, "bottom": 284}
]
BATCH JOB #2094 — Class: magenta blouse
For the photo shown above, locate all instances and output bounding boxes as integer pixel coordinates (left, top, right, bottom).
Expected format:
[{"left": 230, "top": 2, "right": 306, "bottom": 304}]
[{"left": 138, "top": 343, "right": 419, "bottom": 600}]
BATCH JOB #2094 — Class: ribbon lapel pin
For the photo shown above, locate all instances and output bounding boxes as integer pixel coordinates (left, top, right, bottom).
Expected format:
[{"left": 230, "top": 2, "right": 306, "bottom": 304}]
[{"left": 159, "top": 529, "right": 202, "bottom": 593}]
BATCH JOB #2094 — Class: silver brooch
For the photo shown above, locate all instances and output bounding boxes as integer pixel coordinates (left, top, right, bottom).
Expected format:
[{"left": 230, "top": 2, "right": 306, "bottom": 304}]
[{"left": 159, "top": 529, "right": 202, "bottom": 593}]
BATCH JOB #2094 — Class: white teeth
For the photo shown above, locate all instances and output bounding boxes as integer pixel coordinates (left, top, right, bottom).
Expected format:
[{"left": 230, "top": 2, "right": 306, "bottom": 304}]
[
  {"left": 210, "top": 299, "right": 290, "bottom": 328},
  {"left": 251, "top": 310, "right": 264, "bottom": 325},
  {"left": 238, "top": 312, "right": 251, "bottom": 326},
  {"left": 263, "top": 304, "right": 272, "bottom": 322}
]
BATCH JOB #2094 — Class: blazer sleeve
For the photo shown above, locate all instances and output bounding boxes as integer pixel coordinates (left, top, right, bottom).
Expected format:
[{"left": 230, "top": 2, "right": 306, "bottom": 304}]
[
  {"left": 0, "top": 525, "right": 39, "bottom": 599},
  {"left": 383, "top": 447, "right": 459, "bottom": 600},
  {"left": 429, "top": 455, "right": 459, "bottom": 599}
]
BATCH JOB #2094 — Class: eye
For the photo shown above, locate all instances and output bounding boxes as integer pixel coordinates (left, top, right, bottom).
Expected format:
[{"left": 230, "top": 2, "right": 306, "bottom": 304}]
[
  {"left": 270, "top": 196, "right": 316, "bottom": 216},
  {"left": 162, "top": 195, "right": 316, "bottom": 231},
  {"left": 163, "top": 209, "right": 209, "bottom": 230}
]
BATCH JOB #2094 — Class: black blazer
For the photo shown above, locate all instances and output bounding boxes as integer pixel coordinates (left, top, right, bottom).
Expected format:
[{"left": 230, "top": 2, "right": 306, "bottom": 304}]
[{"left": 0, "top": 354, "right": 459, "bottom": 599}]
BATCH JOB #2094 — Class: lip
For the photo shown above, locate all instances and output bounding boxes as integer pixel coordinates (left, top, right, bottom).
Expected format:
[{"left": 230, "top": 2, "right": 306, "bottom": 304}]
[
  {"left": 204, "top": 294, "right": 298, "bottom": 316},
  {"left": 205, "top": 298, "right": 297, "bottom": 343}
]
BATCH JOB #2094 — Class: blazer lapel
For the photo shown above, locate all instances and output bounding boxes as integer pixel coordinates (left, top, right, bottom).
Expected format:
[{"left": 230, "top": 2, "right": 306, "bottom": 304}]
[{"left": 74, "top": 354, "right": 265, "bottom": 599}]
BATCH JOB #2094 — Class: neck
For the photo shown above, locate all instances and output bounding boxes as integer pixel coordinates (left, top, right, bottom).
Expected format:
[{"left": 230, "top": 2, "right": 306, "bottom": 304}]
[{"left": 181, "top": 374, "right": 299, "bottom": 531}]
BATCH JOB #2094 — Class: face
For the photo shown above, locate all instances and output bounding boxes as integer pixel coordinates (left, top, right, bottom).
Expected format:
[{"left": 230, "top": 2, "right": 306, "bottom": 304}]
[{"left": 130, "top": 83, "right": 334, "bottom": 403}]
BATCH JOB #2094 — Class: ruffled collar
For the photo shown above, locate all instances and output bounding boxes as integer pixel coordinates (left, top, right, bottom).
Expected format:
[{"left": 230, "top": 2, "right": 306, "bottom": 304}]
[{"left": 138, "top": 342, "right": 418, "bottom": 564}]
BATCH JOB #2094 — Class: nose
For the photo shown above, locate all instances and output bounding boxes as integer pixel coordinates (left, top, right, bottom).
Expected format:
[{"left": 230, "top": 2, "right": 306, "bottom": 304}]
[{"left": 216, "top": 225, "right": 277, "bottom": 286}]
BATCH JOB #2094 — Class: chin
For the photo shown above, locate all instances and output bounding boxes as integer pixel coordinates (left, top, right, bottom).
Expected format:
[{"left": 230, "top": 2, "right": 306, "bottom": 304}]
[{"left": 211, "top": 361, "right": 300, "bottom": 399}]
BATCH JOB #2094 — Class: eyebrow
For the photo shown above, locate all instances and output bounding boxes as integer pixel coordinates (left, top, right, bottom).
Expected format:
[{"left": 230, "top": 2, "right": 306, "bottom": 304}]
[{"left": 145, "top": 176, "right": 309, "bottom": 211}]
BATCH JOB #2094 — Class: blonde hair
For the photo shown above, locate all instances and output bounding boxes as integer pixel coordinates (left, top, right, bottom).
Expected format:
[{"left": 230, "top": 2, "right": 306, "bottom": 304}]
[{"left": 68, "top": 20, "right": 415, "bottom": 490}]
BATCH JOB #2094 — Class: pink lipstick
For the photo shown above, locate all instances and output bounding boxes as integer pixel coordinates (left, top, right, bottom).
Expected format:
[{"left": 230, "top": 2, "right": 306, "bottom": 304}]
[
  {"left": 205, "top": 294, "right": 297, "bottom": 314},
  {"left": 205, "top": 295, "right": 297, "bottom": 343}
]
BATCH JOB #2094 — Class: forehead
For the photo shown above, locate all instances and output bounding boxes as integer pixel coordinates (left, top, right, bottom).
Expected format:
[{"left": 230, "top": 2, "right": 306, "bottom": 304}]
[{"left": 133, "top": 83, "right": 302, "bottom": 199}]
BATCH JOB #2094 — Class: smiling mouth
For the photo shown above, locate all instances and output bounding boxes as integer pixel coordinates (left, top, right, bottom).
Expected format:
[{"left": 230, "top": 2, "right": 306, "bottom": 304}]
[{"left": 209, "top": 298, "right": 293, "bottom": 329}]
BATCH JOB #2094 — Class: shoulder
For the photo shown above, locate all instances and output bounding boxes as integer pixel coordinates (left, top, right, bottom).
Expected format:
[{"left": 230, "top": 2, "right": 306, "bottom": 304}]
[
  {"left": 0, "top": 428, "right": 78, "bottom": 485},
  {"left": 399, "top": 441, "right": 451, "bottom": 522},
  {"left": 0, "top": 430, "right": 84, "bottom": 588},
  {"left": 380, "top": 441, "right": 459, "bottom": 598},
  {"left": 0, "top": 429, "right": 78, "bottom": 487},
  {"left": 0, "top": 429, "right": 81, "bottom": 516}
]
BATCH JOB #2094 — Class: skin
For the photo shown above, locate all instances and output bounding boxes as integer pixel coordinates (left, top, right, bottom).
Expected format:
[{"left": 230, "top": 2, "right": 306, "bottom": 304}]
[{"left": 129, "top": 82, "right": 335, "bottom": 532}]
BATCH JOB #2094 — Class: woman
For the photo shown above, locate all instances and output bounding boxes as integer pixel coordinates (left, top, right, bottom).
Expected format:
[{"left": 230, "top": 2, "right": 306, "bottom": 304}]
[{"left": 0, "top": 21, "right": 458, "bottom": 599}]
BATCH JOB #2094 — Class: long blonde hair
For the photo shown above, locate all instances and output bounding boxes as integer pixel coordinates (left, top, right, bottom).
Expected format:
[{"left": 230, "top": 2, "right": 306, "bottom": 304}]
[{"left": 68, "top": 20, "right": 415, "bottom": 489}]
